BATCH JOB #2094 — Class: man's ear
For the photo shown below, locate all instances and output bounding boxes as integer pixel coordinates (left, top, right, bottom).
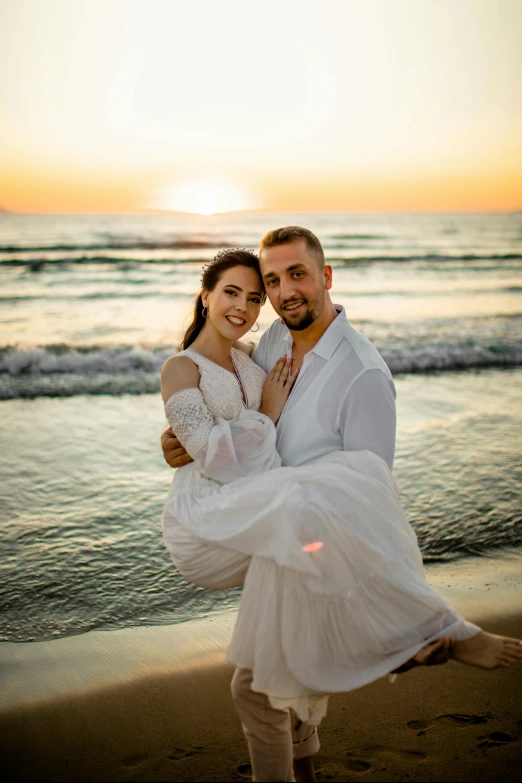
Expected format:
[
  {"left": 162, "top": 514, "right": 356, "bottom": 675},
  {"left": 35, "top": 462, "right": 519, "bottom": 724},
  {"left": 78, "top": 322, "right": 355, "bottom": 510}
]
[{"left": 324, "top": 265, "right": 333, "bottom": 291}]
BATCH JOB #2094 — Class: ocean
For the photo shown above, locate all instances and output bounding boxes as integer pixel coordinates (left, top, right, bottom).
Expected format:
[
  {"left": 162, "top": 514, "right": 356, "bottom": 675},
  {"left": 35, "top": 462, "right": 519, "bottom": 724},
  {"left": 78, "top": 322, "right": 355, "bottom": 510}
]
[{"left": 1, "top": 211, "right": 521, "bottom": 642}]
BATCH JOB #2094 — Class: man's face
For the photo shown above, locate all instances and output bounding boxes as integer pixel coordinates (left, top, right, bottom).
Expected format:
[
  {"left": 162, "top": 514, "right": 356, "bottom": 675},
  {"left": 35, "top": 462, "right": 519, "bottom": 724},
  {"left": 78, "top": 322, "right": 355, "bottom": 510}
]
[{"left": 260, "top": 239, "right": 332, "bottom": 331}]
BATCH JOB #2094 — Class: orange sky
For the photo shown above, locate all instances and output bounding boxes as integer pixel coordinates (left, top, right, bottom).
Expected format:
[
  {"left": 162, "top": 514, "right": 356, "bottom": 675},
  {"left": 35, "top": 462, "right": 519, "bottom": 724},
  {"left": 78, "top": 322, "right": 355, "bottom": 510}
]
[{"left": 1, "top": 0, "right": 521, "bottom": 214}]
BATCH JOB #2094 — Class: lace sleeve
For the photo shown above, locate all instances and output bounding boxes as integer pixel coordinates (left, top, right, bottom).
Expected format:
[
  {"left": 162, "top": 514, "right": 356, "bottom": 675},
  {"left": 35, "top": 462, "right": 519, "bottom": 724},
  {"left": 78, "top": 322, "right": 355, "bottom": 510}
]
[
  {"left": 164, "top": 388, "right": 214, "bottom": 459},
  {"left": 164, "top": 387, "right": 281, "bottom": 483}
]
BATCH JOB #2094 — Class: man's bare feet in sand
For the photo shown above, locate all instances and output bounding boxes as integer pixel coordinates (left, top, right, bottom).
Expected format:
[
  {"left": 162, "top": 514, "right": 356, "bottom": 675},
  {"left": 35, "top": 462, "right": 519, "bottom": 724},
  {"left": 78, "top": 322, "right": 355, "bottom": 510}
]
[
  {"left": 392, "top": 637, "right": 453, "bottom": 674},
  {"left": 293, "top": 756, "right": 316, "bottom": 782},
  {"left": 452, "top": 630, "right": 522, "bottom": 669}
]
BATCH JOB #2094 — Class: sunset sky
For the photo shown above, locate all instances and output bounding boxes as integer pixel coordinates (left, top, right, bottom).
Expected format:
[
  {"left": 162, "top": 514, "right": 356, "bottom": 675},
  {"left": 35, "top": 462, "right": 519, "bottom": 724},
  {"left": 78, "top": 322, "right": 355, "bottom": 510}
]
[{"left": 1, "top": 0, "right": 521, "bottom": 214}]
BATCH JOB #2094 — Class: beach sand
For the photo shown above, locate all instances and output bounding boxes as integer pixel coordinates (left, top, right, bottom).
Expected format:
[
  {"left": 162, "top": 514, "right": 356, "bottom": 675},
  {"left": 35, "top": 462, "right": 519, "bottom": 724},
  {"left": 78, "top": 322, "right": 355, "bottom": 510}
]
[{"left": 1, "top": 553, "right": 521, "bottom": 782}]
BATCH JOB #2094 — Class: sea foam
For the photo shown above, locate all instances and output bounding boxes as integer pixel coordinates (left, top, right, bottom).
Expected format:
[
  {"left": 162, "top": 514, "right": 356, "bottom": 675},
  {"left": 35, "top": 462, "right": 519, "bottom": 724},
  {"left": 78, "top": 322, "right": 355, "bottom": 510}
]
[{"left": 1, "top": 342, "right": 521, "bottom": 399}]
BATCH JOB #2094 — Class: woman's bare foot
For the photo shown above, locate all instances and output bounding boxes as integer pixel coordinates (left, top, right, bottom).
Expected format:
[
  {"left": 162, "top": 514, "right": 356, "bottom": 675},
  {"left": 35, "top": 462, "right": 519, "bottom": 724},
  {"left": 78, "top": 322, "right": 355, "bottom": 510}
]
[
  {"left": 451, "top": 630, "right": 522, "bottom": 669},
  {"left": 392, "top": 637, "right": 453, "bottom": 674},
  {"left": 414, "top": 637, "right": 454, "bottom": 666}
]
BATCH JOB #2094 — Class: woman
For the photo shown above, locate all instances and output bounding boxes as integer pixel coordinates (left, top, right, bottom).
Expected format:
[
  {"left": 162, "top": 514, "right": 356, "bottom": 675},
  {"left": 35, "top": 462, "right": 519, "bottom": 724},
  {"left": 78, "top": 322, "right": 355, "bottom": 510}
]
[{"left": 161, "top": 248, "right": 521, "bottom": 725}]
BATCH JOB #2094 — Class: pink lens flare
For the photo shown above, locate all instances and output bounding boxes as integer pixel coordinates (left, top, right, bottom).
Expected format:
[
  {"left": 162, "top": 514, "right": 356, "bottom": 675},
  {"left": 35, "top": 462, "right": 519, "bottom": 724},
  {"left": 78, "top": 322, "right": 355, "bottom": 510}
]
[{"left": 302, "top": 541, "right": 324, "bottom": 553}]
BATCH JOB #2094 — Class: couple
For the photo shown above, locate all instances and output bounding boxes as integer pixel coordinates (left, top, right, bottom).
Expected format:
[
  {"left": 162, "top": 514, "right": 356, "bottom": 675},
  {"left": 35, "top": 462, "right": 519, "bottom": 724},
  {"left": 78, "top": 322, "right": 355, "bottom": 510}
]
[{"left": 160, "top": 226, "right": 521, "bottom": 783}]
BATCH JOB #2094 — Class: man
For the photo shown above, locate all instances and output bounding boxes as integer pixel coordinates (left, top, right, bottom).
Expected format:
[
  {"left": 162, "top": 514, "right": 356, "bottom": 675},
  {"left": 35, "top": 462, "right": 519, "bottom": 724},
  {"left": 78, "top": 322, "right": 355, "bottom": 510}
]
[{"left": 161, "top": 226, "right": 396, "bottom": 782}]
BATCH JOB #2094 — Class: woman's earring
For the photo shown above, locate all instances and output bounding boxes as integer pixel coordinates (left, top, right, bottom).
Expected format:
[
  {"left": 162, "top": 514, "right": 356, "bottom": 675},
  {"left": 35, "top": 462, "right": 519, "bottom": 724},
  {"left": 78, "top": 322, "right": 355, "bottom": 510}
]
[
  {"left": 250, "top": 322, "right": 259, "bottom": 332},
  {"left": 202, "top": 307, "right": 208, "bottom": 318}
]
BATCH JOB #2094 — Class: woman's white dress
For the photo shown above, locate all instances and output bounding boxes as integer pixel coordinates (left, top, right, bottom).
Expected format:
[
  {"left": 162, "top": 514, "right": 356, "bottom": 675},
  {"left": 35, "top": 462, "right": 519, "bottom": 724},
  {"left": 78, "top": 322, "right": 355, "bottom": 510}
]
[{"left": 162, "top": 347, "right": 479, "bottom": 725}]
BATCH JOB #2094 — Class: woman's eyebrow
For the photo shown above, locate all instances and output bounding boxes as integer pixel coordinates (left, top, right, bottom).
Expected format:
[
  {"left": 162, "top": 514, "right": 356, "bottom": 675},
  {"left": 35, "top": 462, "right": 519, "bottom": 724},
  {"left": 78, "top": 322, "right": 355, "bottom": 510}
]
[{"left": 225, "top": 283, "right": 263, "bottom": 296}]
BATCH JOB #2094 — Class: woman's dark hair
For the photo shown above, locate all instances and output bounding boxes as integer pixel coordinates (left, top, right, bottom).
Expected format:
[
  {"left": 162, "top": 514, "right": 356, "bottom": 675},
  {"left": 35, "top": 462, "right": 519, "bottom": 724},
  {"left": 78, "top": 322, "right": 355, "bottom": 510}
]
[{"left": 180, "top": 248, "right": 264, "bottom": 350}]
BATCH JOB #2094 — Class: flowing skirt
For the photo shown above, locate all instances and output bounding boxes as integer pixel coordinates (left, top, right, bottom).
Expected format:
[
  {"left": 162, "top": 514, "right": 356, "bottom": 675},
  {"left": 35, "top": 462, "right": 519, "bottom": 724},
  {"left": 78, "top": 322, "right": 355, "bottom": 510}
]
[{"left": 163, "top": 449, "right": 479, "bottom": 725}]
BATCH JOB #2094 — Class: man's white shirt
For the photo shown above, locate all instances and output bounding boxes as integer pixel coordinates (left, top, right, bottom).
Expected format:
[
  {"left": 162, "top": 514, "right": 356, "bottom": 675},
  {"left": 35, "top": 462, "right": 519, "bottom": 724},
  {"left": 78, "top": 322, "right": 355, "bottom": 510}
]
[{"left": 252, "top": 306, "right": 396, "bottom": 470}]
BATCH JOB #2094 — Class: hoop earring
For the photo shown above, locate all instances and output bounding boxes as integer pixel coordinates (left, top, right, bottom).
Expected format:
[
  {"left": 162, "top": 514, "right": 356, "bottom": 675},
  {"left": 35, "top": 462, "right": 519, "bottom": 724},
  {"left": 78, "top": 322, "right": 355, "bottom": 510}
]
[
  {"left": 202, "top": 307, "right": 208, "bottom": 318},
  {"left": 250, "top": 322, "right": 259, "bottom": 332}
]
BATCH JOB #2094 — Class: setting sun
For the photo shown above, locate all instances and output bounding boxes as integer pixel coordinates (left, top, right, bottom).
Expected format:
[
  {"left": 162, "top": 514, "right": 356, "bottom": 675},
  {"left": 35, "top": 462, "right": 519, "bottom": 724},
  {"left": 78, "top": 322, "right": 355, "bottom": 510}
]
[
  {"left": 0, "top": 0, "right": 521, "bottom": 213},
  {"left": 155, "top": 179, "right": 255, "bottom": 215}
]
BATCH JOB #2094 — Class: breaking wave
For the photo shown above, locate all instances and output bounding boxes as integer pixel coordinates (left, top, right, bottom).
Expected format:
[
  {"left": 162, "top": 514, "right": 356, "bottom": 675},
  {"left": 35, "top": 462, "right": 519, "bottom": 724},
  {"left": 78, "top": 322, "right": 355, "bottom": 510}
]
[{"left": 1, "top": 342, "right": 521, "bottom": 399}]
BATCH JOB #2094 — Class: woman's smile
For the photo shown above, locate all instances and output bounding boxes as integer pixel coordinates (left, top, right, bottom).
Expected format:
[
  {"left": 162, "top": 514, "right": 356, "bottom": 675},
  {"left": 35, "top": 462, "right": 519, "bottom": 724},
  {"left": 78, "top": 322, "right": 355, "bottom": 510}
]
[{"left": 226, "top": 314, "right": 247, "bottom": 327}]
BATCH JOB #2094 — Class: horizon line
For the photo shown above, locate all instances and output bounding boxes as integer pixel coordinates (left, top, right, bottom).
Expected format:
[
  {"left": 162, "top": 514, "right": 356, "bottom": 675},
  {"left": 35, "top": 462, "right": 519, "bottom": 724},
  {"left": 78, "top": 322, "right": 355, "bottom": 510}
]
[{"left": 1, "top": 207, "right": 522, "bottom": 217}]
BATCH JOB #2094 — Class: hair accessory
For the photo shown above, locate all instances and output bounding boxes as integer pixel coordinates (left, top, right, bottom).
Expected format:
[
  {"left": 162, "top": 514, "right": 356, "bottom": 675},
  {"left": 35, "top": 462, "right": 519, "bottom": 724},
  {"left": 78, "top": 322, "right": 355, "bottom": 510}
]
[{"left": 200, "top": 247, "right": 258, "bottom": 284}]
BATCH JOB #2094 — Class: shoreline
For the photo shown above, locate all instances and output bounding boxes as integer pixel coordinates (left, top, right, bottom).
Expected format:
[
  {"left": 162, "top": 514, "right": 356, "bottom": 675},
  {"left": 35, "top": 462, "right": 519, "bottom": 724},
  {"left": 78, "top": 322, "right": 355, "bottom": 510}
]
[{"left": 1, "top": 553, "right": 522, "bottom": 782}]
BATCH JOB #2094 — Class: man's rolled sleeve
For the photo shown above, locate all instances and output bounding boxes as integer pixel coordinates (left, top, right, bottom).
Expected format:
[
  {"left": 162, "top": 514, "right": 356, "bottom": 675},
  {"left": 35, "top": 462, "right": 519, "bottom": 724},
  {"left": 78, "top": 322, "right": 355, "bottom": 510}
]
[{"left": 340, "top": 368, "right": 396, "bottom": 470}]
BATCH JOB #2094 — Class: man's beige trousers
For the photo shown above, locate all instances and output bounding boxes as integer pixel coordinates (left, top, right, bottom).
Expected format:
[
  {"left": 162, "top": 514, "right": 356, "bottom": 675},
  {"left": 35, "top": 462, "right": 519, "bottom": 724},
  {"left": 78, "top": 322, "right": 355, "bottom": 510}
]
[{"left": 231, "top": 667, "right": 320, "bottom": 782}]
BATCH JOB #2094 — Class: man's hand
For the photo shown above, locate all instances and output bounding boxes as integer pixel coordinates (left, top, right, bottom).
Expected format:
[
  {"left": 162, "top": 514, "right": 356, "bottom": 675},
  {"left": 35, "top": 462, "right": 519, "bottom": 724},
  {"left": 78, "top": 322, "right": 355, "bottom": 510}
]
[{"left": 161, "top": 427, "right": 193, "bottom": 469}]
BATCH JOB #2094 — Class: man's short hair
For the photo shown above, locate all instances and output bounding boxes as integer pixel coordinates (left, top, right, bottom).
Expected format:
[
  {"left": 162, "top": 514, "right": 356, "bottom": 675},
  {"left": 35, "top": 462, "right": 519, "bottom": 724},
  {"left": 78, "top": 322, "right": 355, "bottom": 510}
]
[{"left": 259, "top": 226, "right": 325, "bottom": 269}]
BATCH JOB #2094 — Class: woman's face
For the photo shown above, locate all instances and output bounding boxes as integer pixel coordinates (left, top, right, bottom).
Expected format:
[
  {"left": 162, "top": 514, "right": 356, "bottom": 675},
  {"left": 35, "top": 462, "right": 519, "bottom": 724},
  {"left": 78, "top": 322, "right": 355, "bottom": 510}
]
[{"left": 202, "top": 265, "right": 264, "bottom": 340}]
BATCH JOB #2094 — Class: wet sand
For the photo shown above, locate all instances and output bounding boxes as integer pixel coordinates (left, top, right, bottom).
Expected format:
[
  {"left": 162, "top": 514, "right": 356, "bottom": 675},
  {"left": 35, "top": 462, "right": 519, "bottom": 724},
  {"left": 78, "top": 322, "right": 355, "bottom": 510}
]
[{"left": 1, "top": 553, "right": 521, "bottom": 782}]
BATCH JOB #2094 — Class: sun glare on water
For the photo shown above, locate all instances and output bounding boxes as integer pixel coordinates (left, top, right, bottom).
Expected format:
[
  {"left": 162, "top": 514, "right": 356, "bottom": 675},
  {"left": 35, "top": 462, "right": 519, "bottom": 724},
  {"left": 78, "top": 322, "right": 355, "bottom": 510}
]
[{"left": 157, "top": 179, "right": 253, "bottom": 216}]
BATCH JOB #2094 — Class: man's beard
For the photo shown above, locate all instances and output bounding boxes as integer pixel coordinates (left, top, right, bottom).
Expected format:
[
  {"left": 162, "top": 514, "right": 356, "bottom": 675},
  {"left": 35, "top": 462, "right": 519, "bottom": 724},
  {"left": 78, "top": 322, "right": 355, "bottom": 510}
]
[{"left": 279, "top": 295, "right": 323, "bottom": 331}]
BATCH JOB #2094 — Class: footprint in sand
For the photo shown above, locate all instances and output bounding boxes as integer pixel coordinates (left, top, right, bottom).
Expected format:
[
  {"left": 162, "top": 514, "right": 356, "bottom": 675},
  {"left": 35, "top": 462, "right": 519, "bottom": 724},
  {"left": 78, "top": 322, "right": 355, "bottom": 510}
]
[
  {"left": 477, "top": 732, "right": 518, "bottom": 749},
  {"left": 167, "top": 746, "right": 205, "bottom": 761},
  {"left": 334, "top": 745, "right": 426, "bottom": 776},
  {"left": 407, "top": 713, "right": 492, "bottom": 735},
  {"left": 121, "top": 753, "right": 148, "bottom": 768},
  {"left": 345, "top": 758, "right": 372, "bottom": 772},
  {"left": 359, "top": 743, "right": 426, "bottom": 761}
]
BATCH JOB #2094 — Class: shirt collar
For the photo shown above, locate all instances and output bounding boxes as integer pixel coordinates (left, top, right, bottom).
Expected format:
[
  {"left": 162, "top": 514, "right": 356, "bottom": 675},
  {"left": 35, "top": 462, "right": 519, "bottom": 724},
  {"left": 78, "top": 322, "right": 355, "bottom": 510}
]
[{"left": 280, "top": 305, "right": 347, "bottom": 360}]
